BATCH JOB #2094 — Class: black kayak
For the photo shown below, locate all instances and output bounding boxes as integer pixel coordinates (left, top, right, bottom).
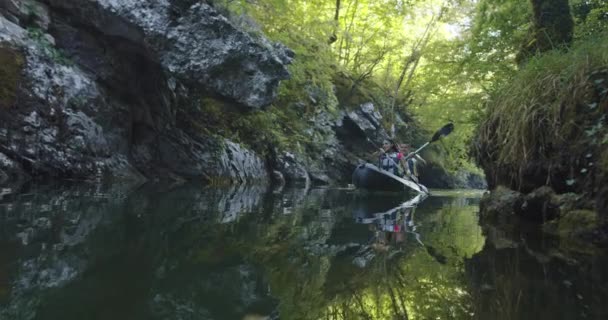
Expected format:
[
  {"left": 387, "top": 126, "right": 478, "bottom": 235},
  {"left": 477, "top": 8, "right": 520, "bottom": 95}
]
[{"left": 352, "top": 163, "right": 429, "bottom": 194}]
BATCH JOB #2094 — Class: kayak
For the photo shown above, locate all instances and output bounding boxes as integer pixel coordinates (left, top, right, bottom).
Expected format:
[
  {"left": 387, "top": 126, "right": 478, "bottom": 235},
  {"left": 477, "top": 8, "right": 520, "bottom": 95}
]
[{"left": 352, "top": 163, "right": 429, "bottom": 194}]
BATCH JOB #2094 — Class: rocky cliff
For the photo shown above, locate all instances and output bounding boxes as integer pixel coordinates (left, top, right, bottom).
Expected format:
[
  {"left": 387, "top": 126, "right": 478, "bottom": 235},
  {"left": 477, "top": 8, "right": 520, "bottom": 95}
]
[
  {"left": 0, "top": 0, "right": 475, "bottom": 189},
  {"left": 0, "top": 0, "right": 294, "bottom": 186}
]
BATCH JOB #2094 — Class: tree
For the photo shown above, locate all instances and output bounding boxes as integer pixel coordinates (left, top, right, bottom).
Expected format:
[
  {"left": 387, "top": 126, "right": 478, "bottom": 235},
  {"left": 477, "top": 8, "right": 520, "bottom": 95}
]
[
  {"left": 518, "top": 0, "right": 574, "bottom": 62},
  {"left": 328, "top": 0, "right": 341, "bottom": 44}
]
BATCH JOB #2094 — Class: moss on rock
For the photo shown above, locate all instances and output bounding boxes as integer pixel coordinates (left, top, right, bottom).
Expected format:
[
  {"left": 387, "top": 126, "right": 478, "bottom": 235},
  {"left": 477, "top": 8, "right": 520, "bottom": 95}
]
[
  {"left": 556, "top": 210, "right": 598, "bottom": 236},
  {"left": 479, "top": 186, "right": 524, "bottom": 221},
  {"left": 544, "top": 209, "right": 600, "bottom": 255},
  {"left": 0, "top": 46, "right": 24, "bottom": 109}
]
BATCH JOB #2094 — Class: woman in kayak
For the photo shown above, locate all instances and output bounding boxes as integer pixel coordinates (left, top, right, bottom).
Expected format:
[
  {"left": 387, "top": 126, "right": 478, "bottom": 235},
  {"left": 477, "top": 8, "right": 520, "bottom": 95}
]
[{"left": 373, "top": 140, "right": 403, "bottom": 176}]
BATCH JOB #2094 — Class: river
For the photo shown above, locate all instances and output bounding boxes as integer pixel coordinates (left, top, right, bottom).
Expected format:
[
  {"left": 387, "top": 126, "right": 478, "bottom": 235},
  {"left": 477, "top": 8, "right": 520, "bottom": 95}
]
[{"left": 0, "top": 183, "right": 606, "bottom": 320}]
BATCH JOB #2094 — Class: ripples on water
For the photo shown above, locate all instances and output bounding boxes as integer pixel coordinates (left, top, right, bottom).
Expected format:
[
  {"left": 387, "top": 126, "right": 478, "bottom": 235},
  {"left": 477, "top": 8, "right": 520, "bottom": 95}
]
[{"left": 0, "top": 183, "right": 606, "bottom": 320}]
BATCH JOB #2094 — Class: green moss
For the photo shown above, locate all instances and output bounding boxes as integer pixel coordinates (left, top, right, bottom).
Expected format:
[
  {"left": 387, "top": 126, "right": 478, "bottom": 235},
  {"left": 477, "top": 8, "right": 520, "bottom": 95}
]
[
  {"left": 199, "top": 97, "right": 230, "bottom": 128},
  {"left": 555, "top": 209, "right": 598, "bottom": 237},
  {"left": 27, "top": 28, "right": 72, "bottom": 65},
  {"left": 333, "top": 73, "right": 371, "bottom": 107},
  {"left": 0, "top": 47, "right": 25, "bottom": 109},
  {"left": 233, "top": 105, "right": 309, "bottom": 154},
  {"left": 188, "top": 96, "right": 309, "bottom": 156},
  {"left": 544, "top": 209, "right": 599, "bottom": 255}
]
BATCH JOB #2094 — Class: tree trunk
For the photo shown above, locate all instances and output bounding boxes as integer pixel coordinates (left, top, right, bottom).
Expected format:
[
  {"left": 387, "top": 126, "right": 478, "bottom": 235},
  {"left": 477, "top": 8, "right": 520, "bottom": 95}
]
[
  {"left": 519, "top": 0, "right": 574, "bottom": 61},
  {"left": 328, "top": 0, "right": 341, "bottom": 44}
]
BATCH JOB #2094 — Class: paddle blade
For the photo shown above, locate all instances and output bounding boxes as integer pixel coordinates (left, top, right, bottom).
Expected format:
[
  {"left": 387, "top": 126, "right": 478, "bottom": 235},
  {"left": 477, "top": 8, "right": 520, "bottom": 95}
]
[{"left": 430, "top": 123, "right": 454, "bottom": 142}]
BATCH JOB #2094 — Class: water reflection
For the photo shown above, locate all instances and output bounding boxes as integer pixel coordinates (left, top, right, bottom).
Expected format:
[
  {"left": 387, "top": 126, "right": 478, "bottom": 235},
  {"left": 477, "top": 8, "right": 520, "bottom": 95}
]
[
  {"left": 467, "top": 217, "right": 608, "bottom": 320},
  {"left": 0, "top": 184, "right": 606, "bottom": 319},
  {"left": 317, "top": 195, "right": 485, "bottom": 320}
]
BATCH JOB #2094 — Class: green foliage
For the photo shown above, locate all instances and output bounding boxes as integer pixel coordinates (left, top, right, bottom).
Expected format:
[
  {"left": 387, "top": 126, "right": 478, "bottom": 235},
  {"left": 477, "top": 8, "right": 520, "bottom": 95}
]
[
  {"left": 475, "top": 32, "right": 608, "bottom": 187},
  {"left": 207, "top": 0, "right": 478, "bottom": 170},
  {"left": 0, "top": 46, "right": 24, "bottom": 109},
  {"left": 408, "top": 39, "right": 486, "bottom": 173},
  {"left": 207, "top": 0, "right": 606, "bottom": 176},
  {"left": 192, "top": 97, "right": 309, "bottom": 154},
  {"left": 207, "top": 0, "right": 346, "bottom": 157},
  {"left": 572, "top": 0, "right": 608, "bottom": 39},
  {"left": 27, "top": 27, "right": 71, "bottom": 65},
  {"left": 233, "top": 106, "right": 310, "bottom": 154}
]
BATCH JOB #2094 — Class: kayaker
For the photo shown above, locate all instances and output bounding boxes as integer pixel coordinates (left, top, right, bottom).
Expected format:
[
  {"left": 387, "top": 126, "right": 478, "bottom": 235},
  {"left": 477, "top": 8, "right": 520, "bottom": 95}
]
[
  {"left": 374, "top": 140, "right": 403, "bottom": 175},
  {"left": 399, "top": 144, "right": 426, "bottom": 181}
]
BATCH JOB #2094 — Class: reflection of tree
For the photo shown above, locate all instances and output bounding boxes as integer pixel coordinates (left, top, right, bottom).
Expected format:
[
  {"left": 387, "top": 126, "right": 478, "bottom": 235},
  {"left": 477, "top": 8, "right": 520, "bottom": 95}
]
[
  {"left": 184, "top": 189, "right": 341, "bottom": 319},
  {"left": 467, "top": 236, "right": 608, "bottom": 320},
  {"left": 319, "top": 249, "right": 468, "bottom": 319},
  {"left": 421, "top": 202, "right": 485, "bottom": 262},
  {"left": 316, "top": 201, "right": 483, "bottom": 319},
  {"left": 399, "top": 203, "right": 483, "bottom": 319},
  {"left": 245, "top": 205, "right": 335, "bottom": 319},
  {"left": 177, "top": 192, "right": 485, "bottom": 320},
  {"left": 237, "top": 199, "right": 485, "bottom": 320},
  {"left": 323, "top": 253, "right": 411, "bottom": 319},
  {"left": 0, "top": 183, "right": 487, "bottom": 320}
]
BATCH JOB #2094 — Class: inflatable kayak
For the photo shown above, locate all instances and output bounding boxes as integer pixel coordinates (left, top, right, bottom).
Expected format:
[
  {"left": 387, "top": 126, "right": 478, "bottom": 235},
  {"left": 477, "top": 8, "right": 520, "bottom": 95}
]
[{"left": 352, "top": 163, "right": 429, "bottom": 194}]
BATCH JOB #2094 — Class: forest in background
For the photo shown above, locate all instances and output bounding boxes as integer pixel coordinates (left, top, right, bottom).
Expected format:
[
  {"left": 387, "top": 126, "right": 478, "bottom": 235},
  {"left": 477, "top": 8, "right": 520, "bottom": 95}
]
[{"left": 209, "top": 0, "right": 608, "bottom": 175}]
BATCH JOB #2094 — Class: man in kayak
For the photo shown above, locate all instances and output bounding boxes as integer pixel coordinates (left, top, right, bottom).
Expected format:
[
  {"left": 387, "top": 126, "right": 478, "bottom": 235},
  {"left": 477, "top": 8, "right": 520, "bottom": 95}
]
[{"left": 399, "top": 144, "right": 426, "bottom": 182}]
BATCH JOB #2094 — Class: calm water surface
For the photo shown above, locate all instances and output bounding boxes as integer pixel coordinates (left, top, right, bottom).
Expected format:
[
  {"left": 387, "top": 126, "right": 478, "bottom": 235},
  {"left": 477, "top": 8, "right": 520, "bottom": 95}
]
[{"left": 0, "top": 183, "right": 606, "bottom": 320}]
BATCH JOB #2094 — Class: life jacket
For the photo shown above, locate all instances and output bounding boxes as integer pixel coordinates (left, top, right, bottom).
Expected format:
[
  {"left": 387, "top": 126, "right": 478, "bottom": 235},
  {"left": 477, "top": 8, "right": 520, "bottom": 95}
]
[{"left": 379, "top": 152, "right": 400, "bottom": 172}]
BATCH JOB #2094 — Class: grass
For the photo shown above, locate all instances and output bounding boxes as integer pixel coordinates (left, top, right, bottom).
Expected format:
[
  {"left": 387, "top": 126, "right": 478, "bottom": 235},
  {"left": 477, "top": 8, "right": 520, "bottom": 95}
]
[{"left": 475, "top": 32, "right": 608, "bottom": 190}]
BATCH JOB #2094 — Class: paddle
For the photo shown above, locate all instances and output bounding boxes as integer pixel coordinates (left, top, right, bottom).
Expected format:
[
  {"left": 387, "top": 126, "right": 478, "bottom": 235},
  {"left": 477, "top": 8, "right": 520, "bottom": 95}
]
[{"left": 403, "top": 122, "right": 454, "bottom": 161}]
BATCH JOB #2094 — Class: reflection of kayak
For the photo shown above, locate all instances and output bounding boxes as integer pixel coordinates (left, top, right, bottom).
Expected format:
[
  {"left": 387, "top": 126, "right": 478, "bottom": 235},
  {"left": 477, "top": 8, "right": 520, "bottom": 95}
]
[
  {"left": 351, "top": 194, "right": 405, "bottom": 220},
  {"left": 352, "top": 163, "right": 429, "bottom": 194},
  {"left": 353, "top": 193, "right": 426, "bottom": 224}
]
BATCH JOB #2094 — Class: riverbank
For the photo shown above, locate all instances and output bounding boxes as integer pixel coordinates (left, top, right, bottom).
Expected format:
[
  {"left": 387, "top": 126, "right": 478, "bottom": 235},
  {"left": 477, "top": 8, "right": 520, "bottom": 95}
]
[{"left": 474, "top": 33, "right": 608, "bottom": 248}]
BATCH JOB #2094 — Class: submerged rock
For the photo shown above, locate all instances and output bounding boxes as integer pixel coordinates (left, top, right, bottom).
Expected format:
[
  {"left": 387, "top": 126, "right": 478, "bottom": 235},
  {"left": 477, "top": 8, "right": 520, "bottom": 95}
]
[{"left": 479, "top": 186, "right": 524, "bottom": 219}]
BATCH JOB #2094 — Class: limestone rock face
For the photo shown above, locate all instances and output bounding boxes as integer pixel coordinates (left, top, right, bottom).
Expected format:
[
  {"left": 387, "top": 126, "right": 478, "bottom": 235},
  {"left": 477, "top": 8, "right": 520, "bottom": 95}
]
[
  {"left": 1, "top": 14, "right": 140, "bottom": 183},
  {"left": 0, "top": 0, "right": 290, "bottom": 185},
  {"left": 273, "top": 151, "right": 310, "bottom": 187},
  {"left": 45, "top": 0, "right": 293, "bottom": 109}
]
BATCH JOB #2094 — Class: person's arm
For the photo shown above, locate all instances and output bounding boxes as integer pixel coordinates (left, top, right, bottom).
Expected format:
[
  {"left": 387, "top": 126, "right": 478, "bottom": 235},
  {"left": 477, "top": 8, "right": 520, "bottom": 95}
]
[
  {"left": 415, "top": 154, "right": 426, "bottom": 165},
  {"left": 371, "top": 148, "right": 385, "bottom": 158},
  {"left": 399, "top": 153, "right": 411, "bottom": 175}
]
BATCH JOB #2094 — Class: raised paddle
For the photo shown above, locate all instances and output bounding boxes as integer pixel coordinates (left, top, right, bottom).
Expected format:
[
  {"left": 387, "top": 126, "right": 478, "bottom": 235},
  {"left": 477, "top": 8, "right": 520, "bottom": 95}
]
[{"left": 403, "top": 122, "right": 454, "bottom": 161}]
